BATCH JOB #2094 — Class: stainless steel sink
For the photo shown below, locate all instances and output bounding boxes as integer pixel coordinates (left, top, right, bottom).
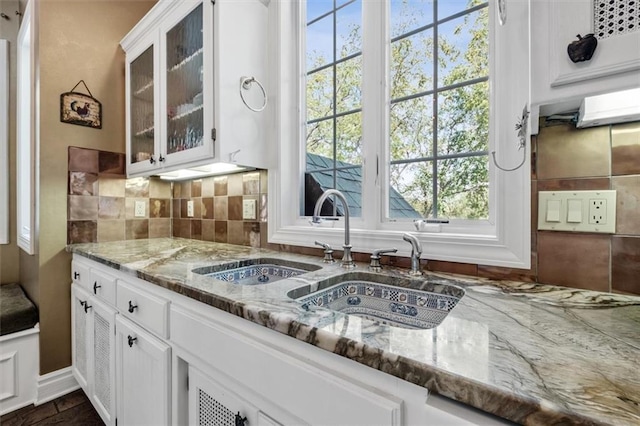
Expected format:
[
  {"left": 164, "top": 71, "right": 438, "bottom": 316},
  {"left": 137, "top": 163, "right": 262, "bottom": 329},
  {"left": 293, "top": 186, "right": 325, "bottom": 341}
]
[
  {"left": 288, "top": 272, "right": 465, "bottom": 329},
  {"left": 192, "top": 257, "right": 320, "bottom": 285}
]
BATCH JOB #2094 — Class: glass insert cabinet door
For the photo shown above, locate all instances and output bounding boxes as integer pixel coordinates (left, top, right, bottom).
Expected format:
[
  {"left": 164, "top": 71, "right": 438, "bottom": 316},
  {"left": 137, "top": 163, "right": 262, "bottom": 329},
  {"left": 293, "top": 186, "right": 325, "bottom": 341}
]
[
  {"left": 165, "top": 4, "right": 204, "bottom": 157},
  {"left": 129, "top": 45, "right": 156, "bottom": 166}
]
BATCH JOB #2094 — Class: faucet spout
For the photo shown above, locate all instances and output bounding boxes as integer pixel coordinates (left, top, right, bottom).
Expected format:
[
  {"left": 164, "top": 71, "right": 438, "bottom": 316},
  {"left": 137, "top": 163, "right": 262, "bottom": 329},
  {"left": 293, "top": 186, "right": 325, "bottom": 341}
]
[
  {"left": 313, "top": 189, "right": 355, "bottom": 268},
  {"left": 402, "top": 233, "right": 423, "bottom": 276}
]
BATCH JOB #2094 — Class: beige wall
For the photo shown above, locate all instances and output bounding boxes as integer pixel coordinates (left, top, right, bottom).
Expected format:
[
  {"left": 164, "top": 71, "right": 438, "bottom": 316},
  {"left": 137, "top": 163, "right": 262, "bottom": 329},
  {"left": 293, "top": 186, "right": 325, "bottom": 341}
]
[
  {"left": 34, "top": 0, "right": 155, "bottom": 374},
  {"left": 0, "top": 0, "right": 20, "bottom": 285}
]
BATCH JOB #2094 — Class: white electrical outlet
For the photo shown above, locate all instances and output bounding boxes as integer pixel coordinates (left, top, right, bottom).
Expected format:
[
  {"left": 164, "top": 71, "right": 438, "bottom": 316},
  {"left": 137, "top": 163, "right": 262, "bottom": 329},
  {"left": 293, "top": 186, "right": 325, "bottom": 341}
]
[
  {"left": 187, "top": 200, "right": 194, "bottom": 217},
  {"left": 243, "top": 199, "right": 257, "bottom": 220},
  {"left": 588, "top": 199, "right": 607, "bottom": 225},
  {"left": 134, "top": 201, "right": 146, "bottom": 217},
  {"left": 538, "top": 190, "right": 616, "bottom": 233}
]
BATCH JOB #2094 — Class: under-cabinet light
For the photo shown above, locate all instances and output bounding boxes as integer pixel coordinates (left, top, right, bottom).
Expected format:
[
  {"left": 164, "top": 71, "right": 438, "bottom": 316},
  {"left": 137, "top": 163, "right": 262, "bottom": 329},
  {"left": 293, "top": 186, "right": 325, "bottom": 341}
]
[
  {"left": 577, "top": 88, "right": 640, "bottom": 128},
  {"left": 157, "top": 163, "right": 251, "bottom": 181}
]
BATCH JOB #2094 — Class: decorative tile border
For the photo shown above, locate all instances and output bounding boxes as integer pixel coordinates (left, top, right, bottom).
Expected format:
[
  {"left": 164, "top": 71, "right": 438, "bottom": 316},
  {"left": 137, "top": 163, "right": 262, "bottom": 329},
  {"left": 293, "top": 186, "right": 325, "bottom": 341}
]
[
  {"left": 296, "top": 281, "right": 463, "bottom": 329},
  {"left": 204, "top": 264, "right": 307, "bottom": 285}
]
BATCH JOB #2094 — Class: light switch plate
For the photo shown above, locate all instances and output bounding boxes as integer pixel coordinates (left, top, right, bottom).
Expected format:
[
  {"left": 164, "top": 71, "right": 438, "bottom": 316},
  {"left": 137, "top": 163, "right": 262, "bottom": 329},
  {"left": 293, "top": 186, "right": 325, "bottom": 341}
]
[
  {"left": 538, "top": 190, "right": 616, "bottom": 233},
  {"left": 243, "top": 199, "right": 256, "bottom": 220},
  {"left": 134, "top": 201, "right": 146, "bottom": 217},
  {"left": 187, "top": 200, "right": 194, "bottom": 217}
]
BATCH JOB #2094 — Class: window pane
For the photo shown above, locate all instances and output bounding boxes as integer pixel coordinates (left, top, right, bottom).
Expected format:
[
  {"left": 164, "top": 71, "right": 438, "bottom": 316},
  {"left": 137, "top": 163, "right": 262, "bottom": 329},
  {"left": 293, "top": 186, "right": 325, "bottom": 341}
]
[
  {"left": 390, "top": 95, "right": 434, "bottom": 160},
  {"left": 307, "top": 67, "right": 334, "bottom": 121},
  {"left": 438, "top": 0, "right": 483, "bottom": 20},
  {"left": 336, "top": 0, "right": 362, "bottom": 58},
  {"left": 307, "top": 14, "right": 333, "bottom": 70},
  {"left": 335, "top": 166, "right": 363, "bottom": 217},
  {"left": 438, "top": 7, "right": 488, "bottom": 88},
  {"left": 336, "top": 112, "right": 362, "bottom": 164},
  {"left": 307, "top": 0, "right": 334, "bottom": 23},
  {"left": 336, "top": 56, "right": 361, "bottom": 113},
  {"left": 389, "top": 161, "right": 433, "bottom": 218},
  {"left": 390, "top": 30, "right": 434, "bottom": 100},
  {"left": 437, "top": 81, "right": 488, "bottom": 155},
  {"left": 390, "top": 0, "right": 434, "bottom": 39},
  {"left": 437, "top": 156, "right": 489, "bottom": 219},
  {"left": 306, "top": 118, "right": 334, "bottom": 160}
]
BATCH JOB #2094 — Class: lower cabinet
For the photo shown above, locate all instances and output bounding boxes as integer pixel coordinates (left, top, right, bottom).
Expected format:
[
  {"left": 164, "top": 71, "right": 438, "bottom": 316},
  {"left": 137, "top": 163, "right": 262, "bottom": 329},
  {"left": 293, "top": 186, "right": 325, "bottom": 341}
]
[
  {"left": 189, "top": 366, "right": 284, "bottom": 426},
  {"left": 71, "top": 284, "right": 117, "bottom": 426},
  {"left": 115, "top": 315, "right": 171, "bottom": 426}
]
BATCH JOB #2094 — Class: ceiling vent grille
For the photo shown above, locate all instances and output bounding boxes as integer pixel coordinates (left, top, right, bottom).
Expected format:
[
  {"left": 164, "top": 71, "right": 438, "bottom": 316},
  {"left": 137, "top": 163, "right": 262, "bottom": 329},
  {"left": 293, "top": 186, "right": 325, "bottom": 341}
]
[{"left": 594, "top": 0, "right": 638, "bottom": 39}]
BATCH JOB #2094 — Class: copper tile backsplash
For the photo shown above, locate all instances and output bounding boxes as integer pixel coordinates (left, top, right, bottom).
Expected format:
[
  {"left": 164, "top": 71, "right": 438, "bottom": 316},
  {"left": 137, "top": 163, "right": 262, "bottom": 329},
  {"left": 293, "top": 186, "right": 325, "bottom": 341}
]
[{"left": 68, "top": 121, "right": 640, "bottom": 295}]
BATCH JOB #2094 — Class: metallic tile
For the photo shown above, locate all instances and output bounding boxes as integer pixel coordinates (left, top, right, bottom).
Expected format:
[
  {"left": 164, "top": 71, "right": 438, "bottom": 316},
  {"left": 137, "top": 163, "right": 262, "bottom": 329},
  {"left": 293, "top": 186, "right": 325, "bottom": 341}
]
[
  {"left": 260, "top": 170, "right": 268, "bottom": 194},
  {"left": 149, "top": 178, "right": 172, "bottom": 199},
  {"left": 149, "top": 199, "right": 170, "bottom": 218},
  {"left": 68, "top": 195, "right": 98, "bottom": 220},
  {"left": 537, "top": 124, "right": 610, "bottom": 179},
  {"left": 98, "top": 151, "right": 125, "bottom": 175},
  {"left": 244, "top": 222, "right": 261, "bottom": 247},
  {"left": 125, "top": 219, "right": 149, "bottom": 240},
  {"left": 228, "top": 173, "right": 243, "bottom": 196},
  {"left": 612, "top": 175, "right": 640, "bottom": 235},
  {"left": 243, "top": 172, "right": 260, "bottom": 195},
  {"left": 202, "top": 177, "right": 215, "bottom": 197},
  {"left": 68, "top": 220, "right": 97, "bottom": 244},
  {"left": 214, "top": 197, "right": 228, "bottom": 220},
  {"left": 536, "top": 177, "right": 610, "bottom": 191},
  {"left": 97, "top": 220, "right": 125, "bottom": 242},
  {"left": 191, "top": 220, "right": 202, "bottom": 240},
  {"left": 191, "top": 180, "right": 202, "bottom": 198},
  {"left": 202, "top": 198, "right": 214, "bottom": 219},
  {"left": 149, "top": 218, "right": 171, "bottom": 238},
  {"left": 125, "top": 177, "right": 149, "bottom": 198},
  {"left": 69, "top": 172, "right": 98, "bottom": 196},
  {"left": 611, "top": 121, "right": 640, "bottom": 176},
  {"left": 228, "top": 221, "right": 244, "bottom": 245},
  {"left": 611, "top": 236, "right": 640, "bottom": 295},
  {"left": 98, "top": 196, "right": 125, "bottom": 220},
  {"left": 537, "top": 232, "right": 610, "bottom": 292},
  {"left": 228, "top": 196, "right": 243, "bottom": 221},
  {"left": 202, "top": 220, "right": 215, "bottom": 241},
  {"left": 98, "top": 176, "right": 126, "bottom": 198},
  {"left": 68, "top": 147, "right": 99, "bottom": 173},
  {"left": 214, "top": 221, "right": 228, "bottom": 243},
  {"left": 214, "top": 176, "right": 228, "bottom": 196}
]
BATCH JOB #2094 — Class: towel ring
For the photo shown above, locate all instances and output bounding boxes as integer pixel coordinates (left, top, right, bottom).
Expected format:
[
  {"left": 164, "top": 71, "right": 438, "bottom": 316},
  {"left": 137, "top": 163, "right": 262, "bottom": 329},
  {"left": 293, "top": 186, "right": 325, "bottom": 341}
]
[{"left": 239, "top": 76, "right": 267, "bottom": 112}]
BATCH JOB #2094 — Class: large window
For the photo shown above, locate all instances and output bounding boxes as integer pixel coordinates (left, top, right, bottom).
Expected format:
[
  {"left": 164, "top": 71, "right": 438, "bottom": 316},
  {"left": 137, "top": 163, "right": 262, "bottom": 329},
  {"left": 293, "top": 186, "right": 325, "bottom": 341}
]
[
  {"left": 305, "top": 0, "right": 489, "bottom": 220},
  {"left": 271, "top": 0, "right": 531, "bottom": 269}
]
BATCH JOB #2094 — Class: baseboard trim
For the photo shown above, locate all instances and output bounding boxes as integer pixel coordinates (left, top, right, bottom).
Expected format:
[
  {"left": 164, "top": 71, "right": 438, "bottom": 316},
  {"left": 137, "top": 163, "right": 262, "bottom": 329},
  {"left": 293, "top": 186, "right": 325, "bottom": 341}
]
[{"left": 36, "top": 367, "right": 80, "bottom": 405}]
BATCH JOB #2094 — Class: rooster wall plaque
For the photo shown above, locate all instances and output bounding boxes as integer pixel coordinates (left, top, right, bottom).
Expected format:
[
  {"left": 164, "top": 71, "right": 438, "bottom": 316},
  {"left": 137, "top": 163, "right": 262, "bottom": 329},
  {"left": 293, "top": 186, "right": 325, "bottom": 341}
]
[{"left": 60, "top": 80, "right": 102, "bottom": 129}]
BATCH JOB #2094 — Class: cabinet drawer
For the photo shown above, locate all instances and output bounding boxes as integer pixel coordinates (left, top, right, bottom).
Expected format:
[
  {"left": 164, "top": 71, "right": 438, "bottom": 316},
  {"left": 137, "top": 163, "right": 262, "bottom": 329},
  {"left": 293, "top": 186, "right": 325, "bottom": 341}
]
[
  {"left": 90, "top": 269, "right": 117, "bottom": 306},
  {"left": 117, "top": 279, "right": 169, "bottom": 338},
  {"left": 71, "top": 260, "right": 91, "bottom": 289}
]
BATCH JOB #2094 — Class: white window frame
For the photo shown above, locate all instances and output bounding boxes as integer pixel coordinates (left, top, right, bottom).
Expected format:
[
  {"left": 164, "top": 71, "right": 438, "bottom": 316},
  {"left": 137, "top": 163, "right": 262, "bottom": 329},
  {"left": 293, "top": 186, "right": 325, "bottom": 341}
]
[
  {"left": 1, "top": 39, "right": 9, "bottom": 244},
  {"left": 268, "top": 0, "right": 531, "bottom": 269}
]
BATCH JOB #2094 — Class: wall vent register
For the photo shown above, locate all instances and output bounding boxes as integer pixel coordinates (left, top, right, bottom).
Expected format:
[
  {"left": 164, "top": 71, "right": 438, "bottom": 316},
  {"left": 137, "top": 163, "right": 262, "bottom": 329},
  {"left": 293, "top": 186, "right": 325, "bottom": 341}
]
[{"left": 594, "top": 0, "right": 639, "bottom": 39}]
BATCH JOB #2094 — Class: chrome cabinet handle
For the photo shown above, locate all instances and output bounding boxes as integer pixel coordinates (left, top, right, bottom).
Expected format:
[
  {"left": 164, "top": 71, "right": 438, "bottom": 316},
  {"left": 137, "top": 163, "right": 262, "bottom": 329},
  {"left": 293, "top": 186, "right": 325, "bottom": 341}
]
[{"left": 128, "top": 301, "right": 138, "bottom": 313}]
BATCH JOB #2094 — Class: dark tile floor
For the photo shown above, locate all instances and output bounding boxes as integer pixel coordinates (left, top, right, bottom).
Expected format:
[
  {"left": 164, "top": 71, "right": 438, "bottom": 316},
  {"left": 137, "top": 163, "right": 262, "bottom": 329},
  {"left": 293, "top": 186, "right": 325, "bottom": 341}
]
[{"left": 0, "top": 389, "right": 104, "bottom": 426}]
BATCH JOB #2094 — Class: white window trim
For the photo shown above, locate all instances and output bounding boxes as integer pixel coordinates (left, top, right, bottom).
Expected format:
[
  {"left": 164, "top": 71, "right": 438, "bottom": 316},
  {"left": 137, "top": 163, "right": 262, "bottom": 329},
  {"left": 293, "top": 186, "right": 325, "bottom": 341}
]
[
  {"left": 268, "top": 0, "right": 531, "bottom": 269},
  {"left": 0, "top": 39, "right": 9, "bottom": 244}
]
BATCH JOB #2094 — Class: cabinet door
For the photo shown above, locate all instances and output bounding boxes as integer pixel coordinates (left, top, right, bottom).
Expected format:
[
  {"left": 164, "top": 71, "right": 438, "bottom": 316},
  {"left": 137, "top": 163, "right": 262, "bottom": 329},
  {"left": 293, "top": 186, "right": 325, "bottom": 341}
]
[
  {"left": 160, "top": 0, "right": 214, "bottom": 168},
  {"left": 116, "top": 315, "right": 171, "bottom": 426},
  {"left": 90, "top": 298, "right": 117, "bottom": 426},
  {"left": 127, "top": 38, "right": 160, "bottom": 176},
  {"left": 71, "top": 284, "right": 91, "bottom": 392},
  {"left": 188, "top": 366, "right": 270, "bottom": 426}
]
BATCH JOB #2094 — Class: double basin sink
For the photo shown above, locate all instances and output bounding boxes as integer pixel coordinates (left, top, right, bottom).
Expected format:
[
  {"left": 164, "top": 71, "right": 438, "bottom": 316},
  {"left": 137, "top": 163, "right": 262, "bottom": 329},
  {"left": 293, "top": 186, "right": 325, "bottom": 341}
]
[{"left": 192, "top": 258, "right": 465, "bottom": 330}]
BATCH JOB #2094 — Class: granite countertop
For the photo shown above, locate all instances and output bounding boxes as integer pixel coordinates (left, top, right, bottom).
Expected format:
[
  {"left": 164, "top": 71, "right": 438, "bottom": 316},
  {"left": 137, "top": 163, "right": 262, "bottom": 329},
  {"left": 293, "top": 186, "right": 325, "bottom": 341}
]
[{"left": 67, "top": 238, "right": 640, "bottom": 425}]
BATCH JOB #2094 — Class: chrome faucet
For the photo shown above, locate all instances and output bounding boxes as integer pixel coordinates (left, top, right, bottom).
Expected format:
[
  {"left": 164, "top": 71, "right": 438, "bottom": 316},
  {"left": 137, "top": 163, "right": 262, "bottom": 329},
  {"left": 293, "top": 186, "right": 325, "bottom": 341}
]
[
  {"left": 402, "top": 233, "right": 423, "bottom": 276},
  {"left": 369, "top": 248, "right": 397, "bottom": 272},
  {"left": 312, "top": 189, "right": 355, "bottom": 269}
]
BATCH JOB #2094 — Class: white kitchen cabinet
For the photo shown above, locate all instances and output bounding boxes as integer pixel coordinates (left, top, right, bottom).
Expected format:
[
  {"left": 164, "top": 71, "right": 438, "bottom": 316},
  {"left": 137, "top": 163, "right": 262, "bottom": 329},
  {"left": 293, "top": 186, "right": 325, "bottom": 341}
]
[
  {"left": 120, "top": 0, "right": 271, "bottom": 178},
  {"left": 531, "top": 0, "right": 640, "bottom": 122},
  {"left": 71, "top": 284, "right": 117, "bottom": 426},
  {"left": 115, "top": 315, "right": 171, "bottom": 426},
  {"left": 189, "top": 365, "right": 286, "bottom": 426}
]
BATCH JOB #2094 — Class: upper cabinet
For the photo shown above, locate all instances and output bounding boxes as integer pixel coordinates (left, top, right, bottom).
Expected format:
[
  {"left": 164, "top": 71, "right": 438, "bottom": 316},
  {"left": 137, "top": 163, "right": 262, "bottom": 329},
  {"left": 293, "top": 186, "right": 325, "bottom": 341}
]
[
  {"left": 531, "top": 0, "right": 640, "bottom": 122},
  {"left": 121, "top": 0, "right": 271, "bottom": 178}
]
